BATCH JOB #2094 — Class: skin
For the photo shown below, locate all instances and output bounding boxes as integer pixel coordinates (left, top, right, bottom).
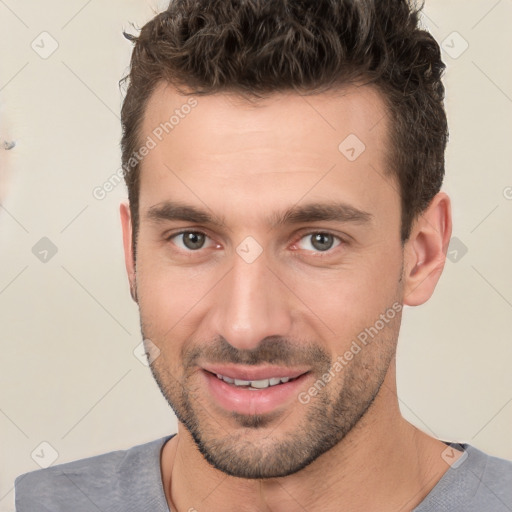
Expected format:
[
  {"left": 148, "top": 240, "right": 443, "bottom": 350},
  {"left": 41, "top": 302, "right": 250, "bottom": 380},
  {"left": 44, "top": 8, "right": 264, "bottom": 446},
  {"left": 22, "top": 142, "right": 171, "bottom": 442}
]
[{"left": 120, "top": 81, "right": 460, "bottom": 511}]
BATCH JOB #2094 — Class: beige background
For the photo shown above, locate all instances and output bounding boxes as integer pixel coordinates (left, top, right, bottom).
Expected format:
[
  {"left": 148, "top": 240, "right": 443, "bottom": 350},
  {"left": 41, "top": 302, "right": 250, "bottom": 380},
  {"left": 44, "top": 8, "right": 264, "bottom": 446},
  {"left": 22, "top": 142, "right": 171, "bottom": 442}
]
[{"left": 1, "top": 1, "right": 511, "bottom": 510}]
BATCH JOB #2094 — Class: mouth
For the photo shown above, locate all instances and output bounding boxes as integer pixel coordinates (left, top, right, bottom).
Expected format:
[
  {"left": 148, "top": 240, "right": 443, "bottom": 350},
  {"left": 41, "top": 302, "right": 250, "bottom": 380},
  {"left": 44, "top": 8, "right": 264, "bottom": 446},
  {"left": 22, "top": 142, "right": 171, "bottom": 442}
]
[
  {"left": 212, "top": 372, "right": 299, "bottom": 390},
  {"left": 200, "top": 365, "right": 311, "bottom": 416}
]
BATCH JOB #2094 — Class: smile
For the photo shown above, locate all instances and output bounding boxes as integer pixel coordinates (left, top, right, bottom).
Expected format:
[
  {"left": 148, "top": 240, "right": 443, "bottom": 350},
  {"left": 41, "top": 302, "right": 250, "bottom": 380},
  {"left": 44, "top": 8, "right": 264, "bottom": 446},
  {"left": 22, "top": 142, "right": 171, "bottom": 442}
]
[
  {"left": 202, "top": 367, "right": 312, "bottom": 416},
  {"left": 214, "top": 373, "right": 296, "bottom": 389}
]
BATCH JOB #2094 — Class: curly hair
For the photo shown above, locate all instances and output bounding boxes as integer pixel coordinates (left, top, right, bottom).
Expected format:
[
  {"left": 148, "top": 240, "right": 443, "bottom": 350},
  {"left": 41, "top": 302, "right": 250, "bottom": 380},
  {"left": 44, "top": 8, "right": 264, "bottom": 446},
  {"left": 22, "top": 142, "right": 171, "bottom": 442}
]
[{"left": 119, "top": 0, "right": 448, "bottom": 256}]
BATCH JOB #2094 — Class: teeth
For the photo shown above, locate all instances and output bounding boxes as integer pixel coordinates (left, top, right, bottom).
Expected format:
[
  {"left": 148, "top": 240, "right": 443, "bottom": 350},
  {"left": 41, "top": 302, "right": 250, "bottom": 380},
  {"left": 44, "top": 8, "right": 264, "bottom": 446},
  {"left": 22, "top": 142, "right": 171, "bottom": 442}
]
[
  {"left": 215, "top": 374, "right": 294, "bottom": 389},
  {"left": 251, "top": 379, "right": 270, "bottom": 389},
  {"left": 217, "top": 373, "right": 234, "bottom": 383}
]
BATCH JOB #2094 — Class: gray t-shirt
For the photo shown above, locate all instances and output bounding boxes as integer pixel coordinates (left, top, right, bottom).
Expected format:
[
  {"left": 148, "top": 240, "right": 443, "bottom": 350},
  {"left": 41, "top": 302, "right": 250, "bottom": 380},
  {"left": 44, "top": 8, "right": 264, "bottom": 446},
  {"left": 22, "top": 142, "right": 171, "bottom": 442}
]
[{"left": 14, "top": 436, "right": 512, "bottom": 511}]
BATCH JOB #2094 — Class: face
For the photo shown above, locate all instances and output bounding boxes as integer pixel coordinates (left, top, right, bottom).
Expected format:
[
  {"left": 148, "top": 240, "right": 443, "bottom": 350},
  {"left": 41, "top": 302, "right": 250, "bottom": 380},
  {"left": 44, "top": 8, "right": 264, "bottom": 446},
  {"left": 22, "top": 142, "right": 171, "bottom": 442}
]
[{"left": 123, "top": 82, "right": 406, "bottom": 478}]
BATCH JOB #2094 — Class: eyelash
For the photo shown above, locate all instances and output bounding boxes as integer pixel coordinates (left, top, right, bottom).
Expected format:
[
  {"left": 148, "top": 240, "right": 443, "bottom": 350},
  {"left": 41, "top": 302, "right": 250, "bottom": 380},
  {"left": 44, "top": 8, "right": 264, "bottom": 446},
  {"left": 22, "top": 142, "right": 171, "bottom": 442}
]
[{"left": 165, "top": 230, "right": 345, "bottom": 256}]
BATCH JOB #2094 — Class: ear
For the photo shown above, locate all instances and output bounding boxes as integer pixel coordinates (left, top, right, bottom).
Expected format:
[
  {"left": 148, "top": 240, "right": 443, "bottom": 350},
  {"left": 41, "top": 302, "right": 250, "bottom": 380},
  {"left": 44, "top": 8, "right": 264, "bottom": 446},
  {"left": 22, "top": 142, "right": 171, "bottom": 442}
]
[
  {"left": 403, "top": 192, "right": 452, "bottom": 306},
  {"left": 120, "top": 201, "right": 137, "bottom": 303}
]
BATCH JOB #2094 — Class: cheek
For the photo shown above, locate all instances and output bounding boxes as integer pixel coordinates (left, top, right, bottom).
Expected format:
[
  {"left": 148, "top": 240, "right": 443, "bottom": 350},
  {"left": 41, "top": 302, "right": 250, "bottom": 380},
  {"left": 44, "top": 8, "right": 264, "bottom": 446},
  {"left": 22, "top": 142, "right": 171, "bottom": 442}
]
[
  {"left": 285, "top": 245, "right": 403, "bottom": 347},
  {"left": 135, "top": 247, "right": 222, "bottom": 342}
]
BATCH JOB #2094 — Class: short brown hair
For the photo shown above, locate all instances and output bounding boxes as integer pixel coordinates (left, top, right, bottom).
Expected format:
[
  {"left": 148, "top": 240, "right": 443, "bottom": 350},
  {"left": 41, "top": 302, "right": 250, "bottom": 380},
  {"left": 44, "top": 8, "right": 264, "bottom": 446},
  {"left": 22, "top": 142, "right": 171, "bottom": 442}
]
[{"left": 120, "top": 0, "right": 448, "bottom": 257}]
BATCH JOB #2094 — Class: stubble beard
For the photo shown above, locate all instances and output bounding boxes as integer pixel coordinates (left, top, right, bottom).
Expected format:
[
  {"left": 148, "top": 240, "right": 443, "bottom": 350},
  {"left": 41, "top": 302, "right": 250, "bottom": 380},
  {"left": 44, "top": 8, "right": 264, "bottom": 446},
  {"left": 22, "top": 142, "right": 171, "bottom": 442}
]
[{"left": 143, "top": 324, "right": 398, "bottom": 479}]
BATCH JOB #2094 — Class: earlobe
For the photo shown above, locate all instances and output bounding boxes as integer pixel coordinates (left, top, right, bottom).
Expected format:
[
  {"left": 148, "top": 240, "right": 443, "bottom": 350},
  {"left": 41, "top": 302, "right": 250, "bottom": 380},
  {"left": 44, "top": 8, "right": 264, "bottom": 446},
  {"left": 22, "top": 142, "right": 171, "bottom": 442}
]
[
  {"left": 120, "top": 201, "right": 138, "bottom": 303},
  {"left": 403, "top": 192, "right": 452, "bottom": 306}
]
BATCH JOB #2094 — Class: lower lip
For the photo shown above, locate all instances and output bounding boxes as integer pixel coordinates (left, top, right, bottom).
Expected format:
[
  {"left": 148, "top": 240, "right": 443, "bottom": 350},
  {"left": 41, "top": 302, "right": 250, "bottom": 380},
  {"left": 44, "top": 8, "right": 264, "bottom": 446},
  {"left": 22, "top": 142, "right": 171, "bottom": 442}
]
[{"left": 203, "top": 370, "right": 310, "bottom": 416}]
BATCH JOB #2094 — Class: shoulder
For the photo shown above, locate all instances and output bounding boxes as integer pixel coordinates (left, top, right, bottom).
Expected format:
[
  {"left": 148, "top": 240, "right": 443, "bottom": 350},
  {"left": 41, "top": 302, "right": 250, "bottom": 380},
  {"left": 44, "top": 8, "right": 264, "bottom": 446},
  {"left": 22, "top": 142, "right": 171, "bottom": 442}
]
[
  {"left": 474, "top": 446, "right": 512, "bottom": 503},
  {"left": 416, "top": 443, "right": 512, "bottom": 512},
  {"left": 15, "top": 435, "right": 173, "bottom": 512}
]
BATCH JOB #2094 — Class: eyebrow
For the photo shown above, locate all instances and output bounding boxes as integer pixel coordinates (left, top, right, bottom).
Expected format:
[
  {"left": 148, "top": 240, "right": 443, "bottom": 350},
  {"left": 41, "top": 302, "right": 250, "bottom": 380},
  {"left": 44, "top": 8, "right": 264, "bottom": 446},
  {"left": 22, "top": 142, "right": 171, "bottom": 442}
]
[
  {"left": 146, "top": 202, "right": 227, "bottom": 227},
  {"left": 145, "top": 200, "right": 373, "bottom": 229},
  {"left": 269, "top": 202, "right": 373, "bottom": 227}
]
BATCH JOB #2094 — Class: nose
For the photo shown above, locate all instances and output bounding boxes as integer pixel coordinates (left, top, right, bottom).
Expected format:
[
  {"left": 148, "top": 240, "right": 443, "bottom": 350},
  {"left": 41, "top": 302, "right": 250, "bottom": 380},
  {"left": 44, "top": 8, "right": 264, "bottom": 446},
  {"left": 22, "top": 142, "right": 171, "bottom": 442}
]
[{"left": 209, "top": 248, "right": 293, "bottom": 351}]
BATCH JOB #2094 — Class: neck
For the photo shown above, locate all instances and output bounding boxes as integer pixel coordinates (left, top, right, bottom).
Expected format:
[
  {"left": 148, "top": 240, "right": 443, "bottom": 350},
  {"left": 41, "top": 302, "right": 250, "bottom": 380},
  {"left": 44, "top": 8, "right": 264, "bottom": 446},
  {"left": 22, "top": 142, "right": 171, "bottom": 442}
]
[{"left": 161, "top": 362, "right": 452, "bottom": 512}]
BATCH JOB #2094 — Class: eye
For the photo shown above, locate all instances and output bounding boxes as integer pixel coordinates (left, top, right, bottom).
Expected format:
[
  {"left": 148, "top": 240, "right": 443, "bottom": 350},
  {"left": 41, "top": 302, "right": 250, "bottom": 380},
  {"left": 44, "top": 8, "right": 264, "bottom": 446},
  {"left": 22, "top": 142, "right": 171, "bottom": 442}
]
[
  {"left": 168, "top": 231, "right": 214, "bottom": 251},
  {"left": 296, "top": 232, "right": 342, "bottom": 252}
]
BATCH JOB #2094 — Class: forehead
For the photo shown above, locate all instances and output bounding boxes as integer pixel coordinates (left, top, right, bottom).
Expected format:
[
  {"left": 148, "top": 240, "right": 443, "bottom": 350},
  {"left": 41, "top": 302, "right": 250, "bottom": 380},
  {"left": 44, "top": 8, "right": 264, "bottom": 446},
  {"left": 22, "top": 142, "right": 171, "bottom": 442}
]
[
  {"left": 137, "top": 81, "right": 397, "bottom": 229},
  {"left": 141, "top": 81, "right": 389, "bottom": 154}
]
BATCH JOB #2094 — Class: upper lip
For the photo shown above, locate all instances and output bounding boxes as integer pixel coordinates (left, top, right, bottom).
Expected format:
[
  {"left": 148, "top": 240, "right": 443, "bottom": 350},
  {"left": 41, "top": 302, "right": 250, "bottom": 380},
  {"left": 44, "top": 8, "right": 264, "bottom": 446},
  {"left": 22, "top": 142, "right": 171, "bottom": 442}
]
[{"left": 202, "top": 364, "right": 309, "bottom": 381}]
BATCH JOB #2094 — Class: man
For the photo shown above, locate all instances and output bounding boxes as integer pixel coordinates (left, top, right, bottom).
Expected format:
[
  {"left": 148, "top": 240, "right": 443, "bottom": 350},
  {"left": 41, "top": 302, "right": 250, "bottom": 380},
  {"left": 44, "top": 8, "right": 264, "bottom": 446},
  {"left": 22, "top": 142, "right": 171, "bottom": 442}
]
[{"left": 15, "top": 0, "right": 512, "bottom": 510}]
